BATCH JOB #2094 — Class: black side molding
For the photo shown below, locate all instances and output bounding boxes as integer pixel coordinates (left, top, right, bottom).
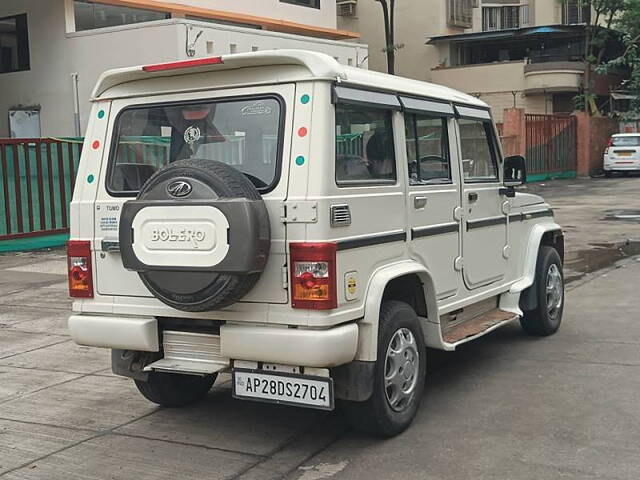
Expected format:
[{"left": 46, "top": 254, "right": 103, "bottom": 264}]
[
  {"left": 336, "top": 231, "right": 406, "bottom": 251},
  {"left": 411, "top": 222, "right": 459, "bottom": 239},
  {"left": 509, "top": 209, "right": 554, "bottom": 222},
  {"left": 466, "top": 216, "right": 507, "bottom": 231}
]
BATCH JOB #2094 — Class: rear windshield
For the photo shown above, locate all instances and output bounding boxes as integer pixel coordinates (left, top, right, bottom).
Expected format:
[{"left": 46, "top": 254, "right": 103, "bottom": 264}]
[
  {"left": 612, "top": 136, "right": 640, "bottom": 147},
  {"left": 107, "top": 96, "right": 282, "bottom": 195}
]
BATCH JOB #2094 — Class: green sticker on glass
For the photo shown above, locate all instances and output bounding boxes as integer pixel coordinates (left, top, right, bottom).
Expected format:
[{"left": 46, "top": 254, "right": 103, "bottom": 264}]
[
  {"left": 295, "top": 156, "right": 305, "bottom": 166},
  {"left": 97, "top": 110, "right": 105, "bottom": 119},
  {"left": 301, "top": 94, "right": 310, "bottom": 104},
  {"left": 87, "top": 174, "right": 95, "bottom": 183}
]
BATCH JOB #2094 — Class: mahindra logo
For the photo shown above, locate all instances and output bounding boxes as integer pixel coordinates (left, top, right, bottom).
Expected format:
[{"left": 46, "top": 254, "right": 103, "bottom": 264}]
[{"left": 167, "top": 180, "right": 192, "bottom": 198}]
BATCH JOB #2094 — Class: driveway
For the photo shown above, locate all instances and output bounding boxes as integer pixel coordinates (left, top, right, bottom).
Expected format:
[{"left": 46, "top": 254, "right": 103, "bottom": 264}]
[{"left": 0, "top": 176, "right": 639, "bottom": 479}]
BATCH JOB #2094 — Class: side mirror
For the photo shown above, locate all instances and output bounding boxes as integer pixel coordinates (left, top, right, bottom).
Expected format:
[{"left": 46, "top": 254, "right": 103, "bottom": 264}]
[
  {"left": 504, "top": 155, "right": 527, "bottom": 187},
  {"left": 500, "top": 155, "right": 526, "bottom": 198}
]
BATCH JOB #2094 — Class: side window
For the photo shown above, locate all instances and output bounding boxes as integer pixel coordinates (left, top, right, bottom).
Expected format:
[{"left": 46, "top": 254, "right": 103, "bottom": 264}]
[
  {"left": 458, "top": 119, "right": 499, "bottom": 182},
  {"left": 335, "top": 104, "right": 396, "bottom": 186},
  {"left": 405, "top": 113, "right": 450, "bottom": 184}
]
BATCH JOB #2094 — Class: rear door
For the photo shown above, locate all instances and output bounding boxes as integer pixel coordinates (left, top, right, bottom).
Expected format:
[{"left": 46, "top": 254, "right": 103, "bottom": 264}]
[
  {"left": 457, "top": 107, "right": 508, "bottom": 290},
  {"left": 93, "top": 84, "right": 295, "bottom": 304},
  {"left": 402, "top": 98, "right": 461, "bottom": 300}
]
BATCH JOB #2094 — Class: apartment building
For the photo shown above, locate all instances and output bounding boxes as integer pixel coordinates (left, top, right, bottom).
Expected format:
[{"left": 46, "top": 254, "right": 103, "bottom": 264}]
[
  {"left": 0, "top": 0, "right": 367, "bottom": 137},
  {"left": 338, "top": 0, "right": 622, "bottom": 121}
]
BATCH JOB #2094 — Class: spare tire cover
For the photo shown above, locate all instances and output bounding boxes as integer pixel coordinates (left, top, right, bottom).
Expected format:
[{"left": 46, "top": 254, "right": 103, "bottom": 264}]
[{"left": 119, "top": 158, "right": 270, "bottom": 312}]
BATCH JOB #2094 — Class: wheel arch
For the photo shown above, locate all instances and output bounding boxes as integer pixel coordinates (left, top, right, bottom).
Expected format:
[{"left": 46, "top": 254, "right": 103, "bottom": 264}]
[
  {"left": 356, "top": 261, "right": 441, "bottom": 361},
  {"left": 509, "top": 222, "right": 564, "bottom": 312}
]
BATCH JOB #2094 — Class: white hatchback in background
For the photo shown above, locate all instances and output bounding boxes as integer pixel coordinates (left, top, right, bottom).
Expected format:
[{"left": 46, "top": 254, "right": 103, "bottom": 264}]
[{"left": 604, "top": 134, "right": 640, "bottom": 176}]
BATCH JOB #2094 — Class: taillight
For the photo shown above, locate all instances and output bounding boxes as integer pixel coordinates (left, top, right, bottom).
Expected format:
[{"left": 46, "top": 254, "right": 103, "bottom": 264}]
[
  {"left": 605, "top": 137, "right": 614, "bottom": 155},
  {"left": 142, "top": 56, "right": 224, "bottom": 72},
  {"left": 67, "top": 240, "right": 93, "bottom": 298},
  {"left": 290, "top": 243, "right": 337, "bottom": 310}
]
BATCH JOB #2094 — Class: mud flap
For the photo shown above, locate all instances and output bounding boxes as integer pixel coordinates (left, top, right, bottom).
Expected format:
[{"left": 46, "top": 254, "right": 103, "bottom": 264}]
[{"left": 330, "top": 360, "right": 375, "bottom": 402}]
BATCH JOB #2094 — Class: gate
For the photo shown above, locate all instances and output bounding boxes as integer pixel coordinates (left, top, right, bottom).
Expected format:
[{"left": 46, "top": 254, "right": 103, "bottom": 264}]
[
  {"left": 0, "top": 138, "right": 83, "bottom": 242},
  {"left": 525, "top": 114, "right": 577, "bottom": 179}
]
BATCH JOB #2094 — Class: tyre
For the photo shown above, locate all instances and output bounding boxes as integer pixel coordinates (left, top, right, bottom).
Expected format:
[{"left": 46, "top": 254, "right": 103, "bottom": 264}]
[
  {"left": 135, "top": 371, "right": 217, "bottom": 407},
  {"left": 342, "top": 301, "right": 426, "bottom": 437},
  {"left": 604, "top": 171, "right": 613, "bottom": 178},
  {"left": 520, "top": 246, "right": 564, "bottom": 336}
]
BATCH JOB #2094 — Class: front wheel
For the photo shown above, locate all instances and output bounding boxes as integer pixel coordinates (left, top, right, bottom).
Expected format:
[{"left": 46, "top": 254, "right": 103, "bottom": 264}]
[
  {"left": 135, "top": 371, "right": 217, "bottom": 407},
  {"left": 520, "top": 246, "right": 564, "bottom": 336},
  {"left": 341, "top": 301, "right": 426, "bottom": 437}
]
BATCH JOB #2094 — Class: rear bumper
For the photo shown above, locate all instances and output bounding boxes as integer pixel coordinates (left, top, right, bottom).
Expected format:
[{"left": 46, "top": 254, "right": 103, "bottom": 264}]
[
  {"left": 603, "top": 161, "right": 640, "bottom": 171},
  {"left": 69, "top": 314, "right": 358, "bottom": 368},
  {"left": 220, "top": 323, "right": 358, "bottom": 367},
  {"left": 69, "top": 315, "right": 159, "bottom": 352}
]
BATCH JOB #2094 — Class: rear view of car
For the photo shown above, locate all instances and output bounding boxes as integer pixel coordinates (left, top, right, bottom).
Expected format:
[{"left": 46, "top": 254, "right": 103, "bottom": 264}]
[{"left": 604, "top": 134, "right": 640, "bottom": 176}]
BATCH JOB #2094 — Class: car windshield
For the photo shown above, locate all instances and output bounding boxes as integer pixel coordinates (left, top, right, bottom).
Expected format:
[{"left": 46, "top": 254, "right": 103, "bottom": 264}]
[
  {"left": 108, "top": 96, "right": 282, "bottom": 194},
  {"left": 612, "top": 136, "right": 640, "bottom": 147}
]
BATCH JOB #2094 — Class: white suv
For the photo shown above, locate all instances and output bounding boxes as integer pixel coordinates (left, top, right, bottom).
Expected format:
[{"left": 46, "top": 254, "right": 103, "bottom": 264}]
[{"left": 67, "top": 50, "right": 564, "bottom": 437}]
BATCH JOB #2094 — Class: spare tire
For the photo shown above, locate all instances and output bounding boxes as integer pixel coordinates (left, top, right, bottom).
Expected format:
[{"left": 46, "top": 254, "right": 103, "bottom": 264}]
[{"left": 119, "top": 158, "right": 270, "bottom": 312}]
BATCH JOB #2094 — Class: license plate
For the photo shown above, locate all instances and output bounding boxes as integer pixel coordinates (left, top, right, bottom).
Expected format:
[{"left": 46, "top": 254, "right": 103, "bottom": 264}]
[
  {"left": 233, "top": 369, "right": 334, "bottom": 410},
  {"left": 617, "top": 151, "right": 633, "bottom": 157}
]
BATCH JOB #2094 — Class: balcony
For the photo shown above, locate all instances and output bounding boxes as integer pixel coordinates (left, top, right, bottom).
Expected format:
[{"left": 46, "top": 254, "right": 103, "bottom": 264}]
[
  {"left": 523, "top": 61, "right": 584, "bottom": 95},
  {"left": 431, "top": 61, "right": 527, "bottom": 95}
]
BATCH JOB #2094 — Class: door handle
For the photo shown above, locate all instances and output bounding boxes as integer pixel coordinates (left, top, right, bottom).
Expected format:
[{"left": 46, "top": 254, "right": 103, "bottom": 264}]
[
  {"left": 468, "top": 192, "right": 479, "bottom": 202},
  {"left": 414, "top": 196, "right": 428, "bottom": 209}
]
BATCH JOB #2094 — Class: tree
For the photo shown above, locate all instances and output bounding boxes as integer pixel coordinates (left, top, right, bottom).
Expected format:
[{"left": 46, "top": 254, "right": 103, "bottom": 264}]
[
  {"left": 601, "top": 0, "right": 640, "bottom": 117},
  {"left": 560, "top": 0, "right": 624, "bottom": 115},
  {"left": 375, "top": 0, "right": 403, "bottom": 75}
]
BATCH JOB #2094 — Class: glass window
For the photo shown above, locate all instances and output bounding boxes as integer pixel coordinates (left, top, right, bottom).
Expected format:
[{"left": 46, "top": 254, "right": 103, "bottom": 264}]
[
  {"left": 74, "top": 1, "right": 170, "bottom": 31},
  {"left": 108, "top": 97, "right": 282, "bottom": 195},
  {"left": 563, "top": 0, "right": 591, "bottom": 25},
  {"left": 0, "top": 14, "right": 30, "bottom": 74},
  {"left": 482, "top": 6, "right": 520, "bottom": 32},
  {"left": 612, "top": 136, "right": 640, "bottom": 147},
  {"left": 280, "top": 0, "right": 321, "bottom": 8},
  {"left": 335, "top": 104, "right": 396, "bottom": 186},
  {"left": 458, "top": 119, "right": 499, "bottom": 182},
  {"left": 405, "top": 114, "right": 451, "bottom": 185}
]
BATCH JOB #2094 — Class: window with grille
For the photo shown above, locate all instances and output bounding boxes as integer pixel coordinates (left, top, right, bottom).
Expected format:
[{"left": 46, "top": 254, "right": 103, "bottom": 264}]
[
  {"left": 562, "top": 0, "right": 591, "bottom": 24},
  {"left": 482, "top": 5, "right": 521, "bottom": 31},
  {"left": 447, "top": 0, "right": 474, "bottom": 28}
]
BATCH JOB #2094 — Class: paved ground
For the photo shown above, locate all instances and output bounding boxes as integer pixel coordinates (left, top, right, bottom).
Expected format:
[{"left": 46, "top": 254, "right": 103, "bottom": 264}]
[
  {"left": 0, "top": 176, "right": 639, "bottom": 479},
  {"left": 522, "top": 174, "right": 640, "bottom": 282}
]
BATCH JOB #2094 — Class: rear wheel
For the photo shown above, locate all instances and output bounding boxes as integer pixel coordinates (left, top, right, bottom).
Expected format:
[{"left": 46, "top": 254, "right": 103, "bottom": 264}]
[
  {"left": 135, "top": 372, "right": 217, "bottom": 407},
  {"left": 520, "top": 246, "right": 564, "bottom": 336},
  {"left": 604, "top": 171, "right": 613, "bottom": 178},
  {"left": 341, "top": 301, "right": 426, "bottom": 437}
]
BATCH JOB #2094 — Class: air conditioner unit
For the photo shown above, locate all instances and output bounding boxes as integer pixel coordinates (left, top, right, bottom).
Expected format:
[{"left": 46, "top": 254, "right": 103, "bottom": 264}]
[{"left": 337, "top": 0, "right": 357, "bottom": 17}]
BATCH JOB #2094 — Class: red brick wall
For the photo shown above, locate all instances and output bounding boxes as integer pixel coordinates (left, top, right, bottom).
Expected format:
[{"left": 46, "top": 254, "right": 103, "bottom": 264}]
[
  {"left": 575, "top": 112, "right": 619, "bottom": 175},
  {"left": 501, "top": 108, "right": 526, "bottom": 156}
]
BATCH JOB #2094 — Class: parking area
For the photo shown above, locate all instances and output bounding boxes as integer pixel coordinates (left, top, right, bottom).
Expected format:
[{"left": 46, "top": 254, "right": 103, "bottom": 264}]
[{"left": 1, "top": 176, "right": 639, "bottom": 479}]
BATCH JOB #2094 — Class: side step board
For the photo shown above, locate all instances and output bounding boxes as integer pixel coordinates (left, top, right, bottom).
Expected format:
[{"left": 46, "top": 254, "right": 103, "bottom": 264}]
[
  {"left": 144, "top": 330, "right": 230, "bottom": 375},
  {"left": 443, "top": 308, "right": 518, "bottom": 346}
]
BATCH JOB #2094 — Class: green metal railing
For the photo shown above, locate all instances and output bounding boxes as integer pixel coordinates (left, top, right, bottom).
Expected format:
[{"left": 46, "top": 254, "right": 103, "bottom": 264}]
[{"left": 0, "top": 138, "right": 83, "bottom": 241}]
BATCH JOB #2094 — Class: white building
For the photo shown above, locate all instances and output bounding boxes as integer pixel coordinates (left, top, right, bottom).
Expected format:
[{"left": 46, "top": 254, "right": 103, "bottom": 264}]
[{"left": 0, "top": 0, "right": 366, "bottom": 137}]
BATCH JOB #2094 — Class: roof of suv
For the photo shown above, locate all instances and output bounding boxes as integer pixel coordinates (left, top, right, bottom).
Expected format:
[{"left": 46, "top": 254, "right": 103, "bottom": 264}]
[{"left": 92, "top": 49, "right": 487, "bottom": 109}]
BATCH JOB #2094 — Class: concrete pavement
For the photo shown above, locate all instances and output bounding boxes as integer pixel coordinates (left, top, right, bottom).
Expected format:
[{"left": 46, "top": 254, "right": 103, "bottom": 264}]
[
  {"left": 289, "top": 257, "right": 640, "bottom": 480},
  {"left": 0, "top": 177, "right": 639, "bottom": 479}
]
